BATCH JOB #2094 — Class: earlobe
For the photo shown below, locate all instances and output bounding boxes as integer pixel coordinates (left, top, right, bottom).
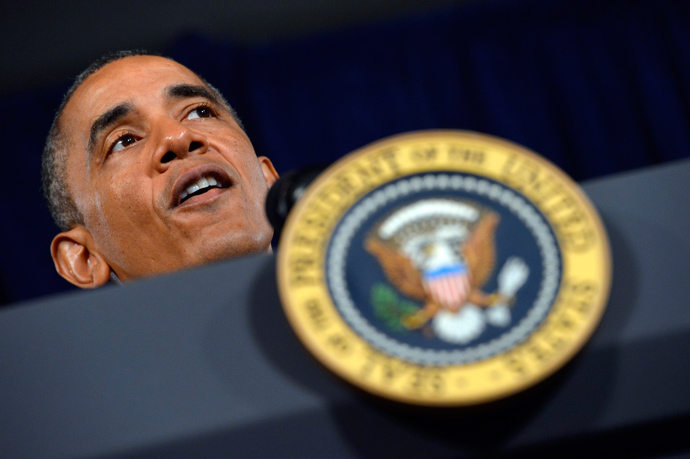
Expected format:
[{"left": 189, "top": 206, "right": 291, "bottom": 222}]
[
  {"left": 258, "top": 156, "right": 279, "bottom": 187},
  {"left": 51, "top": 227, "right": 112, "bottom": 289}
]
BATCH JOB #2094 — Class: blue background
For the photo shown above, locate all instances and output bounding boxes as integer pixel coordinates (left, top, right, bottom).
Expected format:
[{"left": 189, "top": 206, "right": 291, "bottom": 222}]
[{"left": 1, "top": 0, "right": 689, "bottom": 306}]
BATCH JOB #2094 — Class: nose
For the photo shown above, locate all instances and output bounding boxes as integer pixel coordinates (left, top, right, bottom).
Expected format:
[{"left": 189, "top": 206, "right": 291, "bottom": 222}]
[{"left": 151, "top": 118, "right": 209, "bottom": 170}]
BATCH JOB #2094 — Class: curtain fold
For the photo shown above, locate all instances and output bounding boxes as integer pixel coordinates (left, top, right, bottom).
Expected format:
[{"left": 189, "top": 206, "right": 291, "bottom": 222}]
[{"left": 1, "top": 0, "right": 688, "bottom": 305}]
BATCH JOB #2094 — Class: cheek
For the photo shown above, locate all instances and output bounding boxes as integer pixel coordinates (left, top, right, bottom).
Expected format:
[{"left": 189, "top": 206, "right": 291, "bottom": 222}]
[
  {"left": 220, "top": 138, "right": 268, "bottom": 204},
  {"left": 88, "top": 175, "right": 167, "bottom": 273},
  {"left": 91, "top": 169, "right": 156, "bottom": 234},
  {"left": 238, "top": 158, "right": 269, "bottom": 199},
  {"left": 247, "top": 166, "right": 269, "bottom": 198},
  {"left": 242, "top": 172, "right": 271, "bottom": 219}
]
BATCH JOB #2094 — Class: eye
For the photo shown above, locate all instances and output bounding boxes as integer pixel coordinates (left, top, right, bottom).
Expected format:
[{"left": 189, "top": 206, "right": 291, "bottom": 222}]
[
  {"left": 186, "top": 105, "right": 215, "bottom": 120},
  {"left": 111, "top": 133, "right": 138, "bottom": 153}
]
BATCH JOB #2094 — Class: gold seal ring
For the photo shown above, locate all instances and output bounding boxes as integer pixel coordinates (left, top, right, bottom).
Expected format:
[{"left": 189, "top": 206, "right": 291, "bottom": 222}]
[{"left": 277, "top": 130, "right": 611, "bottom": 406}]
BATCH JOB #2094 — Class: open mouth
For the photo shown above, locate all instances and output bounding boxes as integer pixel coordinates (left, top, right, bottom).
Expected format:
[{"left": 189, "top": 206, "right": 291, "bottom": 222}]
[
  {"left": 171, "top": 165, "right": 233, "bottom": 209},
  {"left": 179, "top": 176, "right": 223, "bottom": 204}
]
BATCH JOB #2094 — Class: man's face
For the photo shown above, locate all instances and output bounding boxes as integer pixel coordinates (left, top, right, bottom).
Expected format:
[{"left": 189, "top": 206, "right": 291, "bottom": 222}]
[{"left": 59, "top": 56, "right": 278, "bottom": 281}]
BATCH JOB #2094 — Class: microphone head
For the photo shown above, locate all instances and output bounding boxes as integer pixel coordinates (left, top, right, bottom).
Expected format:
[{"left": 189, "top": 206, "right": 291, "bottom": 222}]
[{"left": 265, "top": 166, "right": 325, "bottom": 242}]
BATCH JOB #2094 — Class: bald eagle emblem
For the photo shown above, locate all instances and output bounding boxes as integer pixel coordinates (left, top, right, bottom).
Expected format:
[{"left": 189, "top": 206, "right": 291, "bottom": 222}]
[{"left": 365, "top": 199, "right": 529, "bottom": 344}]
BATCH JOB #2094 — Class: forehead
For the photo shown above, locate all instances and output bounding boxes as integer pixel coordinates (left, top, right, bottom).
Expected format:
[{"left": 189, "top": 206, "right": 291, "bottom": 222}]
[{"left": 61, "top": 56, "right": 206, "bottom": 139}]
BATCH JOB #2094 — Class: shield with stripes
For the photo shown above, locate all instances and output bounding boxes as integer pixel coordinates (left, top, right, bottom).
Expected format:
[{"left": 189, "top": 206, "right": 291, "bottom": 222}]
[{"left": 423, "top": 264, "right": 471, "bottom": 313}]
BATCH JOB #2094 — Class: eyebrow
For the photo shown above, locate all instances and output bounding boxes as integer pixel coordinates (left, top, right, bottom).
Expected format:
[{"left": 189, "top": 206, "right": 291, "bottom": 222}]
[
  {"left": 87, "top": 102, "right": 134, "bottom": 157},
  {"left": 165, "top": 83, "right": 222, "bottom": 107}
]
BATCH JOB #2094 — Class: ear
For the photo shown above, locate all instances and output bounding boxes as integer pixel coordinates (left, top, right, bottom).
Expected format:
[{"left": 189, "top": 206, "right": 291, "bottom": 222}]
[
  {"left": 258, "top": 156, "right": 279, "bottom": 187},
  {"left": 51, "top": 226, "right": 112, "bottom": 289}
]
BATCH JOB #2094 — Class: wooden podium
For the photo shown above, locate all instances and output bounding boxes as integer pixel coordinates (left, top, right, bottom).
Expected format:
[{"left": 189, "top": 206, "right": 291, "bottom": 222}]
[{"left": 1, "top": 161, "right": 689, "bottom": 458}]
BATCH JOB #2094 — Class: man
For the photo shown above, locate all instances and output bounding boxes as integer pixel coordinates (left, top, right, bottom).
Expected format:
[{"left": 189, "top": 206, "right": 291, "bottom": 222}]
[{"left": 42, "top": 51, "right": 279, "bottom": 288}]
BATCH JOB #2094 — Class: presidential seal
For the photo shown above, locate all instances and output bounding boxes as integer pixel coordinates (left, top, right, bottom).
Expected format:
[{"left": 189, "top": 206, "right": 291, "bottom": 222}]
[{"left": 277, "top": 130, "right": 611, "bottom": 406}]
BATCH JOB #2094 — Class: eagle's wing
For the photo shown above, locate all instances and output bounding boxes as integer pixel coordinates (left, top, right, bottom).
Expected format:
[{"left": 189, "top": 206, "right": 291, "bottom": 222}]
[
  {"left": 463, "top": 212, "right": 500, "bottom": 289},
  {"left": 365, "top": 237, "right": 426, "bottom": 300}
]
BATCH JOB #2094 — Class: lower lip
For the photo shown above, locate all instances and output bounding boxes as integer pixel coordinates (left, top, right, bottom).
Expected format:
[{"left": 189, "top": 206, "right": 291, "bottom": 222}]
[{"left": 176, "top": 187, "right": 228, "bottom": 209}]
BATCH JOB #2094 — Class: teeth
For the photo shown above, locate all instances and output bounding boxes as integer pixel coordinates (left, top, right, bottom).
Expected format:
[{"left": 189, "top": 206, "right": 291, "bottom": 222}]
[{"left": 179, "top": 176, "right": 222, "bottom": 202}]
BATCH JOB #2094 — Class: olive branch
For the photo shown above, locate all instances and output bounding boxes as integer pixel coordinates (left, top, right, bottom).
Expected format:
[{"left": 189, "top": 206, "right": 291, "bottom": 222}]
[{"left": 370, "top": 283, "right": 421, "bottom": 333}]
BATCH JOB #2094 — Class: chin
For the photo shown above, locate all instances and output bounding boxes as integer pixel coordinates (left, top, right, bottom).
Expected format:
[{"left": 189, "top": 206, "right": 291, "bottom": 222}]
[{"left": 197, "top": 230, "right": 273, "bottom": 264}]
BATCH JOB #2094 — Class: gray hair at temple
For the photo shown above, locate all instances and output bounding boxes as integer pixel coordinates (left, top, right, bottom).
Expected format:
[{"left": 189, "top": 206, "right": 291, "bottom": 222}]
[{"left": 41, "top": 50, "right": 243, "bottom": 232}]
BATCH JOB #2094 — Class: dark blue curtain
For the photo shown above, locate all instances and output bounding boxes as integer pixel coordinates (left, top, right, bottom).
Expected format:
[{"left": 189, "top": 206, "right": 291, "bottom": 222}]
[{"left": 1, "top": 0, "right": 689, "bottom": 306}]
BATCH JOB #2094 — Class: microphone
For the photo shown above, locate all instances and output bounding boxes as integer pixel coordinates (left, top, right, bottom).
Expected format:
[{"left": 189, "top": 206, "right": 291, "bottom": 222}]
[{"left": 265, "top": 165, "right": 325, "bottom": 242}]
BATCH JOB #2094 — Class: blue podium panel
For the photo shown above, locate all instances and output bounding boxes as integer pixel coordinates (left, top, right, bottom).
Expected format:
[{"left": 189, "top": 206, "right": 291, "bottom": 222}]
[{"left": 1, "top": 160, "right": 690, "bottom": 458}]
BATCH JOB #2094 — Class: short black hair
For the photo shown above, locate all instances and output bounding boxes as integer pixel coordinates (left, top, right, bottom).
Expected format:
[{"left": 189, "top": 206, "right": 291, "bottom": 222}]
[{"left": 41, "top": 50, "right": 243, "bottom": 232}]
